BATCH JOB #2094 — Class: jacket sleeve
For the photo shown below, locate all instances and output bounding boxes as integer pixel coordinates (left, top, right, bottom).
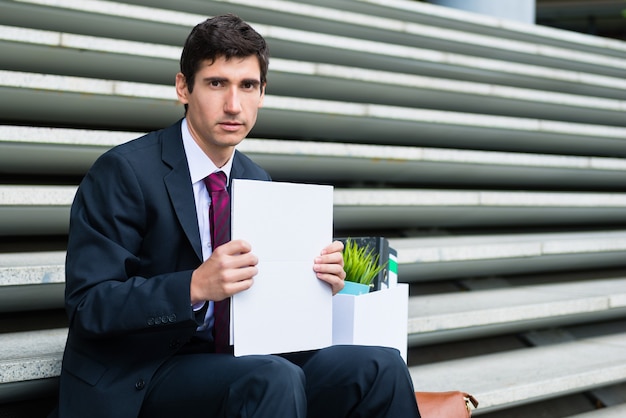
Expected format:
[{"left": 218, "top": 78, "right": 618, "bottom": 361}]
[{"left": 65, "top": 149, "right": 199, "bottom": 339}]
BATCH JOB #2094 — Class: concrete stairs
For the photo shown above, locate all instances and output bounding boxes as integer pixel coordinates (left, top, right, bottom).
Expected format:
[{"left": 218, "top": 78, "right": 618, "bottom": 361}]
[{"left": 1, "top": 0, "right": 626, "bottom": 416}]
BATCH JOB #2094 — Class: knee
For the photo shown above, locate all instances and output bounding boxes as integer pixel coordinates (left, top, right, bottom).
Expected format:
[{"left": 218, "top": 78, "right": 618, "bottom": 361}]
[
  {"left": 335, "top": 345, "right": 410, "bottom": 384},
  {"left": 268, "top": 356, "right": 305, "bottom": 383},
  {"left": 370, "top": 346, "right": 405, "bottom": 369},
  {"left": 333, "top": 345, "right": 404, "bottom": 369},
  {"left": 226, "top": 356, "right": 307, "bottom": 416},
  {"left": 251, "top": 356, "right": 306, "bottom": 391}
]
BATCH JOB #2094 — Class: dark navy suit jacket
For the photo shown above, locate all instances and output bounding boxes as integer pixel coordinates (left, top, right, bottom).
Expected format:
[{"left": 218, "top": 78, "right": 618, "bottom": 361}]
[{"left": 56, "top": 120, "right": 271, "bottom": 418}]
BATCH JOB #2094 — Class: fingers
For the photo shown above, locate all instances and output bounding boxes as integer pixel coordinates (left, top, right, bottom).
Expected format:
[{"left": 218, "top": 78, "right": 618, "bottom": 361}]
[
  {"left": 321, "top": 240, "right": 344, "bottom": 257},
  {"left": 314, "top": 241, "right": 346, "bottom": 295},
  {"left": 216, "top": 239, "right": 254, "bottom": 257},
  {"left": 317, "top": 241, "right": 345, "bottom": 268},
  {"left": 217, "top": 266, "right": 256, "bottom": 297},
  {"left": 190, "top": 240, "right": 258, "bottom": 304},
  {"left": 212, "top": 240, "right": 258, "bottom": 270},
  {"left": 193, "top": 239, "right": 349, "bottom": 304}
]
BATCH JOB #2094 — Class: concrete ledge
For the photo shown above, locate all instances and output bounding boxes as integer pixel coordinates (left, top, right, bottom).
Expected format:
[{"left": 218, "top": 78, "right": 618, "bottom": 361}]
[
  {"left": 0, "top": 125, "right": 137, "bottom": 175},
  {"left": 0, "top": 186, "right": 75, "bottom": 236},
  {"left": 0, "top": 252, "right": 65, "bottom": 312},
  {"left": 4, "top": 187, "right": 626, "bottom": 280},
  {"left": 0, "top": 252, "right": 65, "bottom": 284},
  {"left": 409, "top": 277, "right": 626, "bottom": 345},
  {"left": 5, "top": 230, "right": 626, "bottom": 305},
  {"left": 334, "top": 190, "right": 626, "bottom": 229},
  {"left": 238, "top": 139, "right": 626, "bottom": 189},
  {"left": 6, "top": 185, "right": 626, "bottom": 234},
  {"left": 392, "top": 230, "right": 626, "bottom": 281},
  {"left": 10, "top": 0, "right": 626, "bottom": 60},
  {"left": 410, "top": 331, "right": 626, "bottom": 415},
  {"left": 0, "top": 70, "right": 180, "bottom": 130},
  {"left": 203, "top": 0, "right": 626, "bottom": 77},
  {"left": 5, "top": 126, "right": 626, "bottom": 189},
  {"left": 3, "top": 1, "right": 626, "bottom": 98},
  {"left": 4, "top": 25, "right": 625, "bottom": 126},
  {"left": 2, "top": 71, "right": 626, "bottom": 155},
  {"left": 0, "top": 329, "right": 66, "bottom": 402},
  {"left": 348, "top": 0, "right": 626, "bottom": 57}
]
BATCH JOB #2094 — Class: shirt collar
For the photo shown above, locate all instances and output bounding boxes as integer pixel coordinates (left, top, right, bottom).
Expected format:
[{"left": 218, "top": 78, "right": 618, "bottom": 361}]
[{"left": 181, "top": 118, "right": 233, "bottom": 184}]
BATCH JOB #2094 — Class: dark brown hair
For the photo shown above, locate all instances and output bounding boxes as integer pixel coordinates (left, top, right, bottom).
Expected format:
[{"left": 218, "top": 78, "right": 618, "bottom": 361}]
[{"left": 180, "top": 14, "right": 269, "bottom": 93}]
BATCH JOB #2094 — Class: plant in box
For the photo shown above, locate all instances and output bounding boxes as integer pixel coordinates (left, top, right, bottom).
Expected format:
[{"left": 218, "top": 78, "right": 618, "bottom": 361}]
[{"left": 340, "top": 238, "right": 387, "bottom": 295}]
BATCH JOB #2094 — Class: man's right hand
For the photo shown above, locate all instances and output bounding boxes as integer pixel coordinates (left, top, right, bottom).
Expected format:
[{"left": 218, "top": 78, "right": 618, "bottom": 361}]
[{"left": 190, "top": 239, "right": 258, "bottom": 305}]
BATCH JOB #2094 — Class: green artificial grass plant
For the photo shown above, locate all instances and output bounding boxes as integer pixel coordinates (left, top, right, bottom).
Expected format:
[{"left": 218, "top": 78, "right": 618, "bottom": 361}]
[{"left": 342, "top": 238, "right": 388, "bottom": 287}]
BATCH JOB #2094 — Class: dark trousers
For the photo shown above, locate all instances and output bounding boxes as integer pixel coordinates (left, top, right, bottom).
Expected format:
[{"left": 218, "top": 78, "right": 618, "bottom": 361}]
[{"left": 138, "top": 344, "right": 420, "bottom": 418}]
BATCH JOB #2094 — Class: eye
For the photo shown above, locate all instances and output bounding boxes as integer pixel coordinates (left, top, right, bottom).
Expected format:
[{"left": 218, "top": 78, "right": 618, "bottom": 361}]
[{"left": 242, "top": 80, "right": 259, "bottom": 91}]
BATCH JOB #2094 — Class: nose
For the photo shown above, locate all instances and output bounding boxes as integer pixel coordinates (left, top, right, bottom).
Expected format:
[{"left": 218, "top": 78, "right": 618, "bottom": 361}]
[{"left": 224, "top": 87, "right": 242, "bottom": 114}]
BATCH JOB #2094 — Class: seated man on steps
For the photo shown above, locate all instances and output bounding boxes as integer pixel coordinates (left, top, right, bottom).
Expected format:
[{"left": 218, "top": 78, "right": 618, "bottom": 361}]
[{"left": 51, "top": 13, "right": 420, "bottom": 418}]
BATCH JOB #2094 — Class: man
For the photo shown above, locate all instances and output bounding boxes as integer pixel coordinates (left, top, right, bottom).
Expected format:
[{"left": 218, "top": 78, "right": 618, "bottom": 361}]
[{"left": 54, "top": 14, "right": 420, "bottom": 418}]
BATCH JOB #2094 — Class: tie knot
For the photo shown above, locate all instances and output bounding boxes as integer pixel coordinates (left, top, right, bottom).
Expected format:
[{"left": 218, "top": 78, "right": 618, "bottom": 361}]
[{"left": 204, "top": 171, "right": 227, "bottom": 192}]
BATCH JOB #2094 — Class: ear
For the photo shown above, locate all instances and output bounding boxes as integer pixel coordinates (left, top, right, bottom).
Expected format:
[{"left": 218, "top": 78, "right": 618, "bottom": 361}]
[
  {"left": 258, "top": 82, "right": 266, "bottom": 109},
  {"left": 175, "top": 73, "right": 189, "bottom": 105}
]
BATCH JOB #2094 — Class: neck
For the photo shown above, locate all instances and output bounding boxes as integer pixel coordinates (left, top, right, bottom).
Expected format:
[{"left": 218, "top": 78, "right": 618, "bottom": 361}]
[{"left": 209, "top": 149, "right": 233, "bottom": 169}]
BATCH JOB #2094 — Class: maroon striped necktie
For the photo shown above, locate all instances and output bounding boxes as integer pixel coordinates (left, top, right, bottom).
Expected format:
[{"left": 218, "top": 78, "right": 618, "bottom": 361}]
[{"left": 203, "top": 171, "right": 231, "bottom": 353}]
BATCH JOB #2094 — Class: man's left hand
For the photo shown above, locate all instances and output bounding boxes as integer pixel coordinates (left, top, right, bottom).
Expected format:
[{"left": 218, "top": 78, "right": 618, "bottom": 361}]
[{"left": 313, "top": 240, "right": 346, "bottom": 295}]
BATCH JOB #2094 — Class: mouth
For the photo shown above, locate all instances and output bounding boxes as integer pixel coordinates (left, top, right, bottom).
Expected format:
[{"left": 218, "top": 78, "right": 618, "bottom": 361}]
[{"left": 219, "top": 121, "right": 244, "bottom": 132}]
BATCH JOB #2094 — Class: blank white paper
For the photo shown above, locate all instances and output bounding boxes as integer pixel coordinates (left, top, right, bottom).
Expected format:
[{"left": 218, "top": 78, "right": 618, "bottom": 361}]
[{"left": 230, "top": 179, "right": 334, "bottom": 356}]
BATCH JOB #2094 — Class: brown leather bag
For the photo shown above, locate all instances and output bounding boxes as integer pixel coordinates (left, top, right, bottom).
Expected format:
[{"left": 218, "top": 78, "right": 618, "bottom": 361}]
[{"left": 415, "top": 391, "right": 479, "bottom": 418}]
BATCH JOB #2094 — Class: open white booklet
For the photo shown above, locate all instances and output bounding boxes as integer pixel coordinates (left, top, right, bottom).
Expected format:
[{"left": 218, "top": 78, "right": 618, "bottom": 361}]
[{"left": 230, "top": 179, "right": 334, "bottom": 356}]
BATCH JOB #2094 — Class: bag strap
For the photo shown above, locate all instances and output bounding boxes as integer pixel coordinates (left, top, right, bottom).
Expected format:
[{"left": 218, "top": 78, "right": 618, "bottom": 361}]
[
  {"left": 415, "top": 391, "right": 479, "bottom": 417},
  {"left": 464, "top": 392, "right": 479, "bottom": 409}
]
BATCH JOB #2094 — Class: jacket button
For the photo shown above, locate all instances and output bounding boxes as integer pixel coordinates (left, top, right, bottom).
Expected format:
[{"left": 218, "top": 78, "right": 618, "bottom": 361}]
[
  {"left": 147, "top": 317, "right": 154, "bottom": 326},
  {"left": 135, "top": 379, "right": 145, "bottom": 390},
  {"left": 168, "top": 314, "right": 177, "bottom": 323}
]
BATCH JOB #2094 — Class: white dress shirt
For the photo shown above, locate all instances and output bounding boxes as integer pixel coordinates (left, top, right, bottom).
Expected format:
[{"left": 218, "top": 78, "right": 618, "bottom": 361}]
[{"left": 180, "top": 118, "right": 233, "bottom": 334}]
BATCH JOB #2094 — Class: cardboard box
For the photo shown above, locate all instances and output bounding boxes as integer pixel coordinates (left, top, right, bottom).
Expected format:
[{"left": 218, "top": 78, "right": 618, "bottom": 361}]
[{"left": 332, "top": 283, "right": 409, "bottom": 362}]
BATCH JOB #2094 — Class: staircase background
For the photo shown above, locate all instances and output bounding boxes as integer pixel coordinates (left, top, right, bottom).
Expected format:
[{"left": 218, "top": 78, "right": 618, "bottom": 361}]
[{"left": 1, "top": 0, "right": 626, "bottom": 416}]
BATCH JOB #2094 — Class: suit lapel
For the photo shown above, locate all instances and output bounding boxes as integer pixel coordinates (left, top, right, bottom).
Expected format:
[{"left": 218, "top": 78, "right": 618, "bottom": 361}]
[
  {"left": 161, "top": 121, "right": 203, "bottom": 261},
  {"left": 229, "top": 150, "right": 245, "bottom": 190}
]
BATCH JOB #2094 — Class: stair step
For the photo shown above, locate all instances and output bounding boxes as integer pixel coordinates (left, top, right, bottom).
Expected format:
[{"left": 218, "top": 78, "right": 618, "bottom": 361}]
[
  {"left": 4, "top": 126, "right": 626, "bottom": 189},
  {"left": 334, "top": 190, "right": 626, "bottom": 229},
  {"left": 393, "top": 230, "right": 626, "bottom": 281},
  {"left": 105, "top": 0, "right": 626, "bottom": 78},
  {"left": 2, "top": 70, "right": 626, "bottom": 155},
  {"left": 0, "top": 252, "right": 65, "bottom": 312},
  {"left": 2, "top": 0, "right": 625, "bottom": 99},
  {"left": 5, "top": 185, "right": 626, "bottom": 235},
  {"left": 301, "top": 0, "right": 626, "bottom": 58},
  {"left": 3, "top": 327, "right": 625, "bottom": 413},
  {"left": 409, "top": 277, "right": 626, "bottom": 345},
  {"left": 410, "top": 330, "right": 626, "bottom": 414},
  {"left": 4, "top": 25, "right": 625, "bottom": 126},
  {"left": 0, "top": 328, "right": 66, "bottom": 402}
]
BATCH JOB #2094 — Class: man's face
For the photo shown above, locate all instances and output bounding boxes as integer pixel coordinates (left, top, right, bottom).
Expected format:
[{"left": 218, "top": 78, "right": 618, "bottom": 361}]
[{"left": 176, "top": 55, "right": 265, "bottom": 166}]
